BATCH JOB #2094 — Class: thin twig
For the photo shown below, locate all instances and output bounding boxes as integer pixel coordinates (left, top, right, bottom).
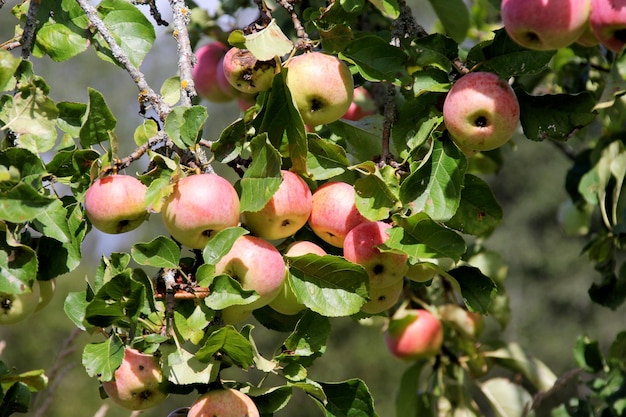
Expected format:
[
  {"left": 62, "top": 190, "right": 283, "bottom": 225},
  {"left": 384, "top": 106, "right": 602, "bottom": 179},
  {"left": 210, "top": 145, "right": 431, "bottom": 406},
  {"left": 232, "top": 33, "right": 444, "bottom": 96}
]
[
  {"left": 275, "top": 0, "right": 310, "bottom": 50},
  {"left": 170, "top": 0, "right": 196, "bottom": 105},
  {"left": 93, "top": 404, "right": 110, "bottom": 417},
  {"left": 131, "top": 0, "right": 169, "bottom": 26},
  {"left": 20, "top": 0, "right": 40, "bottom": 59},
  {"left": 75, "top": 0, "right": 172, "bottom": 121}
]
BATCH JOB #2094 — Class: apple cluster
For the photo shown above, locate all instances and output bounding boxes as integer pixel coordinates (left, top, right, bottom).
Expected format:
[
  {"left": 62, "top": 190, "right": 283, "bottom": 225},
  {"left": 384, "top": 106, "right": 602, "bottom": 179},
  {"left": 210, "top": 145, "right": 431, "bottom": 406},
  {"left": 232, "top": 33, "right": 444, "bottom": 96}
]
[{"left": 502, "top": 0, "right": 626, "bottom": 53}]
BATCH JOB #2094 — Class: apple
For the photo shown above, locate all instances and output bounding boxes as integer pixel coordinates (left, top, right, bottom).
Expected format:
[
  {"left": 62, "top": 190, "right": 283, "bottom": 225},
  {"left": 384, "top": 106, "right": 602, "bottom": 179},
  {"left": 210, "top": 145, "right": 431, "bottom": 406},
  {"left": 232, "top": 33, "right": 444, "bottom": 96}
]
[
  {"left": 577, "top": 19, "right": 601, "bottom": 47},
  {"left": 385, "top": 309, "right": 444, "bottom": 361},
  {"left": 84, "top": 175, "right": 149, "bottom": 234},
  {"left": 222, "top": 47, "right": 279, "bottom": 95},
  {"left": 268, "top": 240, "right": 327, "bottom": 315},
  {"left": 590, "top": 0, "right": 626, "bottom": 52},
  {"left": 308, "top": 181, "right": 368, "bottom": 247},
  {"left": 343, "top": 221, "right": 408, "bottom": 289},
  {"left": 406, "top": 258, "right": 455, "bottom": 283},
  {"left": 101, "top": 347, "right": 169, "bottom": 410},
  {"left": 438, "top": 304, "right": 484, "bottom": 339},
  {"left": 342, "top": 86, "right": 377, "bottom": 121},
  {"left": 501, "top": 0, "right": 591, "bottom": 50},
  {"left": 34, "top": 279, "right": 56, "bottom": 313},
  {"left": 188, "top": 388, "right": 259, "bottom": 417},
  {"left": 443, "top": 72, "right": 520, "bottom": 151},
  {"left": 361, "top": 278, "right": 404, "bottom": 315},
  {"left": 243, "top": 170, "right": 312, "bottom": 240},
  {"left": 285, "top": 51, "right": 354, "bottom": 126},
  {"left": 193, "top": 41, "right": 235, "bottom": 102},
  {"left": 0, "top": 282, "right": 40, "bottom": 325},
  {"left": 162, "top": 173, "right": 241, "bottom": 249},
  {"left": 215, "top": 235, "right": 287, "bottom": 322}
]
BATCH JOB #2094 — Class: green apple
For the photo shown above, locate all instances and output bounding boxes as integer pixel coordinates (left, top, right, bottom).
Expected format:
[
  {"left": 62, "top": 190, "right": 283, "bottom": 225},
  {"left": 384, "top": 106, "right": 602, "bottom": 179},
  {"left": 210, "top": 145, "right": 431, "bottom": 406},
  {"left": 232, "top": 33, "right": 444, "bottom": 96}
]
[
  {"left": 361, "top": 278, "right": 404, "bottom": 315},
  {"left": 84, "top": 175, "right": 149, "bottom": 234},
  {"left": 385, "top": 309, "right": 444, "bottom": 361},
  {"left": 286, "top": 51, "right": 354, "bottom": 126},
  {"left": 243, "top": 170, "right": 312, "bottom": 240},
  {"left": 188, "top": 388, "right": 259, "bottom": 417},
  {"left": 343, "top": 221, "right": 408, "bottom": 289},
  {"left": 162, "top": 174, "right": 241, "bottom": 249},
  {"left": 0, "top": 282, "right": 40, "bottom": 325},
  {"left": 101, "top": 347, "right": 169, "bottom": 410},
  {"left": 308, "top": 181, "right": 368, "bottom": 247},
  {"left": 443, "top": 72, "right": 520, "bottom": 152},
  {"left": 222, "top": 47, "right": 279, "bottom": 95}
]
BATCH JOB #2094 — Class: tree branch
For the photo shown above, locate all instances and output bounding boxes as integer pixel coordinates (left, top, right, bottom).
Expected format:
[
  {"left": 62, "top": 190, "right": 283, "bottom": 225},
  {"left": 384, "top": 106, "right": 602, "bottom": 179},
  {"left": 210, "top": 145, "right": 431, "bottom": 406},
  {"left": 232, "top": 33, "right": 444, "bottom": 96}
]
[
  {"left": 20, "top": 0, "right": 40, "bottom": 59},
  {"left": 170, "top": 0, "right": 196, "bottom": 106}
]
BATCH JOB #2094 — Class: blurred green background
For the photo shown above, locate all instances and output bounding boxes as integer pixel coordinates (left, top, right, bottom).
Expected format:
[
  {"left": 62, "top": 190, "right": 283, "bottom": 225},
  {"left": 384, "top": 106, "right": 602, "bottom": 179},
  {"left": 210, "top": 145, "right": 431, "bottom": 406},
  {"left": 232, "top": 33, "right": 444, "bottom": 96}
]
[{"left": 1, "top": 1, "right": 624, "bottom": 416}]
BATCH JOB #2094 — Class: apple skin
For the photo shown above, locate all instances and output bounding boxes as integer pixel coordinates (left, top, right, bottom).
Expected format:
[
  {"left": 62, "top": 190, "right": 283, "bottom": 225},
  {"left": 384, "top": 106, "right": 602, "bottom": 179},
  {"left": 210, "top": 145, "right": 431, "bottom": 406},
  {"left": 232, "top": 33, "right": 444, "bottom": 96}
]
[
  {"left": 34, "top": 279, "right": 56, "bottom": 313},
  {"left": 501, "top": 0, "right": 591, "bottom": 50},
  {"left": 361, "top": 278, "right": 404, "bottom": 315},
  {"left": 162, "top": 174, "right": 241, "bottom": 249},
  {"left": 222, "top": 47, "right": 278, "bottom": 95},
  {"left": 269, "top": 240, "right": 327, "bottom": 315},
  {"left": 243, "top": 170, "right": 313, "bottom": 240},
  {"left": 343, "top": 221, "right": 408, "bottom": 289},
  {"left": 443, "top": 72, "right": 520, "bottom": 151},
  {"left": 342, "top": 86, "right": 377, "bottom": 121},
  {"left": 101, "top": 347, "right": 169, "bottom": 410},
  {"left": 188, "top": 388, "right": 260, "bottom": 417},
  {"left": 84, "top": 175, "right": 149, "bottom": 234},
  {"left": 385, "top": 309, "right": 444, "bottom": 361},
  {"left": 590, "top": 0, "right": 626, "bottom": 52},
  {"left": 215, "top": 235, "right": 287, "bottom": 322},
  {"left": 192, "top": 42, "right": 235, "bottom": 102},
  {"left": 308, "top": 181, "right": 369, "bottom": 248},
  {"left": 0, "top": 282, "right": 40, "bottom": 325},
  {"left": 286, "top": 52, "right": 354, "bottom": 126}
]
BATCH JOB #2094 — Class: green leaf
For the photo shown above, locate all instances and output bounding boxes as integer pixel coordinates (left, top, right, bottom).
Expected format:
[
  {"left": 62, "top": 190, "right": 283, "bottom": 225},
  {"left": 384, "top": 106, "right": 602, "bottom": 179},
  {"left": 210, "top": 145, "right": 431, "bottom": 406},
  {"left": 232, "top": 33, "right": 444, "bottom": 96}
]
[
  {"left": 56, "top": 102, "right": 87, "bottom": 138},
  {"left": 385, "top": 212, "right": 466, "bottom": 261},
  {"left": 480, "top": 378, "right": 534, "bottom": 417},
  {"left": 517, "top": 89, "right": 597, "bottom": 141},
  {"left": 340, "top": 35, "right": 409, "bottom": 84},
  {"left": 239, "top": 19, "right": 294, "bottom": 61},
  {"left": 0, "top": 381, "right": 31, "bottom": 416},
  {"left": 34, "top": 23, "right": 89, "bottom": 62},
  {"left": 317, "top": 379, "right": 379, "bottom": 417},
  {"left": 428, "top": 0, "right": 469, "bottom": 43},
  {"left": 238, "top": 135, "right": 283, "bottom": 212},
  {"left": 447, "top": 266, "right": 497, "bottom": 314},
  {"left": 287, "top": 254, "right": 368, "bottom": 317},
  {"left": 395, "top": 362, "right": 427, "bottom": 417},
  {"left": 0, "top": 50, "right": 21, "bottom": 92},
  {"left": 204, "top": 275, "right": 260, "bottom": 310},
  {"left": 283, "top": 311, "right": 330, "bottom": 357},
  {"left": 202, "top": 227, "right": 249, "bottom": 266},
  {"left": 82, "top": 335, "right": 125, "bottom": 380},
  {"left": 0, "top": 369, "right": 47, "bottom": 392},
  {"left": 0, "top": 241, "right": 38, "bottom": 294},
  {"left": 406, "top": 34, "right": 459, "bottom": 72},
  {"left": 574, "top": 336, "right": 605, "bottom": 373},
  {"left": 400, "top": 139, "right": 467, "bottom": 221},
  {"left": 195, "top": 325, "right": 255, "bottom": 368},
  {"left": 95, "top": 0, "right": 156, "bottom": 68},
  {"left": 160, "top": 76, "right": 181, "bottom": 107},
  {"left": 307, "top": 136, "right": 350, "bottom": 180},
  {"left": 446, "top": 174, "right": 503, "bottom": 236},
  {"left": 131, "top": 236, "right": 181, "bottom": 268},
  {"left": 367, "top": 0, "right": 399, "bottom": 18},
  {"left": 249, "top": 385, "right": 293, "bottom": 415},
  {"left": 164, "top": 346, "right": 219, "bottom": 386},
  {"left": 353, "top": 165, "right": 400, "bottom": 221},
  {"left": 84, "top": 273, "right": 146, "bottom": 328},
  {"left": 164, "top": 105, "right": 208, "bottom": 148},
  {"left": 0, "top": 183, "right": 57, "bottom": 223},
  {"left": 332, "top": 117, "right": 386, "bottom": 163},
  {"left": 63, "top": 291, "right": 90, "bottom": 331},
  {"left": 79, "top": 88, "right": 117, "bottom": 147}
]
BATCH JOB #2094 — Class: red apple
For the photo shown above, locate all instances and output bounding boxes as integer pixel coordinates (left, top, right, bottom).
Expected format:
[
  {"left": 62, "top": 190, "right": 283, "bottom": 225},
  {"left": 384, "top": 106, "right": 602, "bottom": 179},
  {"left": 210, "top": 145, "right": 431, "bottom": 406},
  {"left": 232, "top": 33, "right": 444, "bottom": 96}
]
[
  {"left": 215, "top": 235, "right": 287, "bottom": 322},
  {"left": 385, "top": 309, "right": 444, "bottom": 361},
  {"left": 285, "top": 52, "right": 354, "bottom": 126},
  {"left": 243, "top": 170, "right": 312, "bottom": 240},
  {"left": 222, "top": 47, "right": 279, "bottom": 95},
  {"left": 84, "top": 175, "right": 149, "bottom": 234},
  {"left": 343, "top": 221, "right": 408, "bottom": 289},
  {"left": 162, "top": 174, "right": 241, "bottom": 249},
  {"left": 308, "top": 181, "right": 368, "bottom": 247},
  {"left": 501, "top": 0, "right": 591, "bottom": 50},
  {"left": 101, "top": 347, "right": 168, "bottom": 410},
  {"left": 590, "top": 0, "right": 626, "bottom": 52},
  {"left": 193, "top": 42, "right": 235, "bottom": 103},
  {"left": 361, "top": 278, "right": 404, "bottom": 315},
  {"left": 188, "top": 388, "right": 259, "bottom": 417},
  {"left": 0, "top": 281, "right": 40, "bottom": 325},
  {"left": 342, "top": 86, "right": 377, "bottom": 121},
  {"left": 443, "top": 72, "right": 520, "bottom": 151}
]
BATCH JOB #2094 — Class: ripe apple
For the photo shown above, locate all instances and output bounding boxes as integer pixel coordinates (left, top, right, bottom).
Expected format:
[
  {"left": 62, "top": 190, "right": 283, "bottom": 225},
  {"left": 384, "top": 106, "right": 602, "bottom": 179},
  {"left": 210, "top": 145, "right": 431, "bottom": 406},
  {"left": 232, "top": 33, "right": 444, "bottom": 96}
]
[
  {"left": 361, "top": 278, "right": 404, "bottom": 315},
  {"left": 34, "top": 279, "right": 56, "bottom": 313},
  {"left": 162, "top": 174, "right": 241, "bottom": 249},
  {"left": 193, "top": 41, "right": 235, "bottom": 103},
  {"left": 501, "top": 0, "right": 591, "bottom": 50},
  {"left": 343, "top": 221, "right": 408, "bottom": 289},
  {"left": 84, "top": 175, "right": 149, "bottom": 234},
  {"left": 101, "top": 347, "right": 169, "bottom": 410},
  {"left": 285, "top": 51, "right": 354, "bottom": 126},
  {"left": 342, "top": 86, "right": 377, "bottom": 121},
  {"left": 308, "top": 181, "right": 368, "bottom": 247},
  {"left": 443, "top": 72, "right": 520, "bottom": 151},
  {"left": 590, "top": 0, "right": 626, "bottom": 52},
  {"left": 268, "top": 240, "right": 327, "bottom": 315},
  {"left": 222, "top": 47, "right": 279, "bottom": 95},
  {"left": 243, "top": 170, "right": 312, "bottom": 241},
  {"left": 188, "top": 388, "right": 259, "bottom": 417},
  {"left": 0, "top": 282, "right": 40, "bottom": 325},
  {"left": 215, "top": 235, "right": 287, "bottom": 322},
  {"left": 385, "top": 309, "right": 444, "bottom": 361}
]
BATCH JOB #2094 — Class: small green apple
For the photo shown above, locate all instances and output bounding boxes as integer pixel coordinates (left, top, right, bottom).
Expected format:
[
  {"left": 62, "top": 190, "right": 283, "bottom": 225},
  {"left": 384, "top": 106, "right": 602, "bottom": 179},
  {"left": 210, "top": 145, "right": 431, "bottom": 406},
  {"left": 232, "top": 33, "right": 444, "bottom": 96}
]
[
  {"left": 0, "top": 282, "right": 40, "bottom": 325},
  {"left": 361, "top": 279, "right": 404, "bottom": 315}
]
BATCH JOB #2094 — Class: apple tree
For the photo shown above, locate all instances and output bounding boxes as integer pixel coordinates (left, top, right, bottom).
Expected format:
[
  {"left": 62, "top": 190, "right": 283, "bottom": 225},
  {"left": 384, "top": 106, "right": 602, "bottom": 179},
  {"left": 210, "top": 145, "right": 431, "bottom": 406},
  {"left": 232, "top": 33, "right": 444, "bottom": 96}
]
[{"left": 1, "top": 0, "right": 626, "bottom": 416}]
